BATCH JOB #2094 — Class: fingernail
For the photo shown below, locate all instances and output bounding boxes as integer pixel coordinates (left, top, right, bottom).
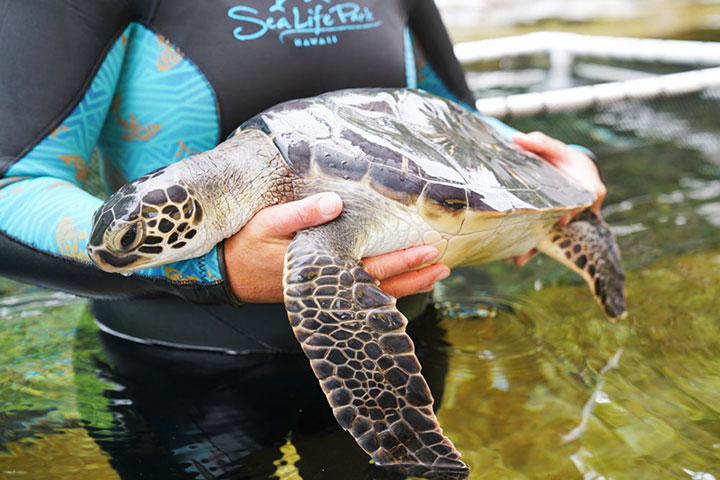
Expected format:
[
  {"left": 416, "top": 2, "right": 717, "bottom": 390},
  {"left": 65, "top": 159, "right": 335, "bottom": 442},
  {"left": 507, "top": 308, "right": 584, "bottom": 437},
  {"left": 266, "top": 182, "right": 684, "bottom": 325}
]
[
  {"left": 529, "top": 131, "right": 546, "bottom": 142},
  {"left": 317, "top": 193, "right": 341, "bottom": 216},
  {"left": 435, "top": 267, "right": 450, "bottom": 282},
  {"left": 421, "top": 248, "right": 439, "bottom": 264}
]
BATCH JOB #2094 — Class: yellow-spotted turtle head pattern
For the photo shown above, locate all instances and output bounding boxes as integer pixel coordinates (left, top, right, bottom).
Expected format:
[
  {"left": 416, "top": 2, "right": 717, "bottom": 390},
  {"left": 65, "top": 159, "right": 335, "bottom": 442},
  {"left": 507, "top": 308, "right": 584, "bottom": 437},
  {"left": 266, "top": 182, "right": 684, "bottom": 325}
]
[{"left": 87, "top": 167, "right": 206, "bottom": 272}]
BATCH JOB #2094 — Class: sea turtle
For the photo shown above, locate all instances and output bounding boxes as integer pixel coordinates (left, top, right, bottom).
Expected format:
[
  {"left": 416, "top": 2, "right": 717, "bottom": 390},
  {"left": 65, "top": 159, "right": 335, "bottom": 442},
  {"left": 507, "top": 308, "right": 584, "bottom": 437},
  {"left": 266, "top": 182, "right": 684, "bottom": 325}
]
[{"left": 87, "top": 88, "right": 625, "bottom": 478}]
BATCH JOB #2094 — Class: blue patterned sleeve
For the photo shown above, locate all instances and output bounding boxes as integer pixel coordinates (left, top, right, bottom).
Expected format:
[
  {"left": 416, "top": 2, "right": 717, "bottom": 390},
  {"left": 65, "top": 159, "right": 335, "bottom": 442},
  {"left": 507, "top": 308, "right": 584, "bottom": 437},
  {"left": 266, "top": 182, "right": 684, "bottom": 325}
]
[
  {"left": 92, "top": 24, "right": 226, "bottom": 288},
  {"left": 0, "top": 24, "right": 230, "bottom": 303}
]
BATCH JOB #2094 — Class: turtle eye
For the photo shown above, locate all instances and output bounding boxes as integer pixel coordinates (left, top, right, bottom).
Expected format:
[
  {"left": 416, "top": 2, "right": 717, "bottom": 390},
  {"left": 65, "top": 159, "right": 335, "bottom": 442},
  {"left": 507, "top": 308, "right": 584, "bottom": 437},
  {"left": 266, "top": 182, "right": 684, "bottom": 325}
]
[{"left": 119, "top": 223, "right": 141, "bottom": 251}]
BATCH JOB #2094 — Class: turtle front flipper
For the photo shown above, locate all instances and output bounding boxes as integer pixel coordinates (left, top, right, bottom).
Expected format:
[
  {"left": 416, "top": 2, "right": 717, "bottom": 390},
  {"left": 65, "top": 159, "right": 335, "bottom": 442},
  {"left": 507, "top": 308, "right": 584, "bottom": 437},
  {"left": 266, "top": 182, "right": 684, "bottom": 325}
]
[
  {"left": 283, "top": 227, "right": 468, "bottom": 479},
  {"left": 537, "top": 210, "right": 626, "bottom": 319}
]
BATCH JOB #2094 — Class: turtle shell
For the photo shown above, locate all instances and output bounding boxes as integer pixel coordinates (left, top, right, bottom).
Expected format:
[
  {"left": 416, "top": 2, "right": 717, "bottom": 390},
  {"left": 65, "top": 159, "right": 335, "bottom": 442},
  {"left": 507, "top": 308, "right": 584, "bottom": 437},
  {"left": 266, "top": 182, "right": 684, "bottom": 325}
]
[{"left": 242, "top": 89, "right": 594, "bottom": 232}]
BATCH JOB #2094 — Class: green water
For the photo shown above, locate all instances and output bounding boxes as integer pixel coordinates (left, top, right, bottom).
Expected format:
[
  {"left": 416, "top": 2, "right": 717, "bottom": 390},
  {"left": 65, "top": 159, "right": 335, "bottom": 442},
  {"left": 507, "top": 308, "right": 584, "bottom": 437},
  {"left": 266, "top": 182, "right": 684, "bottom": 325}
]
[
  {"left": 430, "top": 91, "right": 720, "bottom": 478},
  {"left": 2, "top": 91, "right": 720, "bottom": 480}
]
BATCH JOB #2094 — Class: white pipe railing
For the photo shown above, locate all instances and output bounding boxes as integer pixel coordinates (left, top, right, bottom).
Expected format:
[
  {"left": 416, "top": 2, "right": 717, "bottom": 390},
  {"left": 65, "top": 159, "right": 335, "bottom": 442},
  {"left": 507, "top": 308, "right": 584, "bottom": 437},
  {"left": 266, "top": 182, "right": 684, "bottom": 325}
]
[
  {"left": 456, "top": 32, "right": 720, "bottom": 66},
  {"left": 455, "top": 32, "right": 720, "bottom": 118},
  {"left": 474, "top": 67, "right": 720, "bottom": 118}
]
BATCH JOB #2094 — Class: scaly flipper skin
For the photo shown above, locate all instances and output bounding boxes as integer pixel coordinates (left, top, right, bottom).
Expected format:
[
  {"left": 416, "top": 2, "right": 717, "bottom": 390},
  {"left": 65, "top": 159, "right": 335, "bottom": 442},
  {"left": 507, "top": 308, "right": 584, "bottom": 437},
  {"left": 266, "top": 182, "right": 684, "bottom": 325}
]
[
  {"left": 538, "top": 210, "right": 626, "bottom": 319},
  {"left": 283, "top": 226, "right": 469, "bottom": 479}
]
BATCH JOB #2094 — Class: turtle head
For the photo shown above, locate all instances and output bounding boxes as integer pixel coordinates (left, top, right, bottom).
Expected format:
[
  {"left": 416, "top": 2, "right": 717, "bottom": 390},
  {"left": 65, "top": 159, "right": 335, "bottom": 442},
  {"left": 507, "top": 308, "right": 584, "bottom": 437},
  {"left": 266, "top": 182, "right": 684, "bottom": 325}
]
[{"left": 87, "top": 166, "right": 210, "bottom": 273}]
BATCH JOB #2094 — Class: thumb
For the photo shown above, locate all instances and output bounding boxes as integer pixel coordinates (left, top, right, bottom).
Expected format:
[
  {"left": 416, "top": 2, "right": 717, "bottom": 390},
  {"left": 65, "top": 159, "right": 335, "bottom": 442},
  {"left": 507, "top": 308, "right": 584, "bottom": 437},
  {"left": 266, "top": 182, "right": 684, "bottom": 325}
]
[{"left": 254, "top": 192, "right": 343, "bottom": 237}]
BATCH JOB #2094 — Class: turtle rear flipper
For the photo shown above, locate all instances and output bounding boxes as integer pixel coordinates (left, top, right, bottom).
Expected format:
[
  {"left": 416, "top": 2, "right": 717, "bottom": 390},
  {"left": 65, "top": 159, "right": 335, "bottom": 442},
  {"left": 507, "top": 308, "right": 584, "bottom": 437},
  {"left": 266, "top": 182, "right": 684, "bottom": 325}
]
[
  {"left": 537, "top": 210, "right": 626, "bottom": 319},
  {"left": 283, "top": 224, "right": 468, "bottom": 479}
]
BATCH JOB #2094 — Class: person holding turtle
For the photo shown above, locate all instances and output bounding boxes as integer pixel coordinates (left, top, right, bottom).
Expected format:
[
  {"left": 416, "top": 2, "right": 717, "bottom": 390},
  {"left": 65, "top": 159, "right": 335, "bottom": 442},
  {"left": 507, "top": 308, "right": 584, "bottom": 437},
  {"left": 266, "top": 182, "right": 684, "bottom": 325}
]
[
  {"left": 0, "top": 0, "right": 611, "bottom": 476},
  {"left": 0, "top": 1, "right": 604, "bottom": 362}
]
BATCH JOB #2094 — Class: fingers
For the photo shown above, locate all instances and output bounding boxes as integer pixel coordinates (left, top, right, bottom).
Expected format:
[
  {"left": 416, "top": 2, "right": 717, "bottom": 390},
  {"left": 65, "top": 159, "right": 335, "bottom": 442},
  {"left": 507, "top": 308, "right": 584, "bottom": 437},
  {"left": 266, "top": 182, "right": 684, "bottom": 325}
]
[
  {"left": 364, "top": 245, "right": 448, "bottom": 298},
  {"left": 557, "top": 213, "right": 573, "bottom": 228},
  {"left": 362, "top": 245, "right": 439, "bottom": 281},
  {"left": 513, "top": 131, "right": 565, "bottom": 162},
  {"left": 252, "top": 193, "right": 343, "bottom": 237},
  {"left": 590, "top": 186, "right": 607, "bottom": 214},
  {"left": 557, "top": 207, "right": 583, "bottom": 227},
  {"left": 378, "top": 263, "right": 450, "bottom": 299},
  {"left": 515, "top": 131, "right": 608, "bottom": 215},
  {"left": 514, "top": 249, "right": 537, "bottom": 267}
]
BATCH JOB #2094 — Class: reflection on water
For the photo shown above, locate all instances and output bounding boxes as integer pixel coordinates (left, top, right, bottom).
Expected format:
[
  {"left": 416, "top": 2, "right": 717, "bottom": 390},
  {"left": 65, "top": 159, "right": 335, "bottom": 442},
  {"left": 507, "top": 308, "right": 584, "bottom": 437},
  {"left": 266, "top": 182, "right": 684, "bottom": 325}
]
[
  {"left": 436, "top": 248, "right": 720, "bottom": 479},
  {"left": 0, "top": 292, "right": 448, "bottom": 480},
  {"left": 3, "top": 83, "right": 720, "bottom": 480}
]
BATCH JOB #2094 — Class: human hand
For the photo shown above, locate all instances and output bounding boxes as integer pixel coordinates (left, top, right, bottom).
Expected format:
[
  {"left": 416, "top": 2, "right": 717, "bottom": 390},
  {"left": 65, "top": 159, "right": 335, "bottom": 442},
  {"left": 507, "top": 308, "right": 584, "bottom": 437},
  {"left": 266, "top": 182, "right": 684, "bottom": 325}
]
[
  {"left": 512, "top": 131, "right": 607, "bottom": 266},
  {"left": 224, "top": 192, "right": 450, "bottom": 303}
]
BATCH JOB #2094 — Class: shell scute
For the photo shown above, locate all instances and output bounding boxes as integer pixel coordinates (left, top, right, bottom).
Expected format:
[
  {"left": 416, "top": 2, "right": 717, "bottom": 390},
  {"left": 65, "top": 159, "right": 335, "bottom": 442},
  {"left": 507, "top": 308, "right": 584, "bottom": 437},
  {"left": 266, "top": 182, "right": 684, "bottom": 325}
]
[
  {"left": 422, "top": 183, "right": 468, "bottom": 211},
  {"left": 286, "top": 140, "right": 312, "bottom": 175},
  {"left": 369, "top": 164, "right": 426, "bottom": 205},
  {"left": 466, "top": 189, "right": 494, "bottom": 211},
  {"left": 341, "top": 128, "right": 405, "bottom": 170},
  {"left": 418, "top": 183, "right": 467, "bottom": 235},
  {"left": 316, "top": 142, "right": 370, "bottom": 181}
]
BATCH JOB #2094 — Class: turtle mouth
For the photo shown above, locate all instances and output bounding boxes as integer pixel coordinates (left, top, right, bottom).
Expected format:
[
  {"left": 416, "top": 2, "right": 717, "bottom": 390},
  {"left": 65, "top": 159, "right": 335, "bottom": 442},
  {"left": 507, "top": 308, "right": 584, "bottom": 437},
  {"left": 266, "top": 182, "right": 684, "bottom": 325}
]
[{"left": 87, "top": 246, "right": 145, "bottom": 273}]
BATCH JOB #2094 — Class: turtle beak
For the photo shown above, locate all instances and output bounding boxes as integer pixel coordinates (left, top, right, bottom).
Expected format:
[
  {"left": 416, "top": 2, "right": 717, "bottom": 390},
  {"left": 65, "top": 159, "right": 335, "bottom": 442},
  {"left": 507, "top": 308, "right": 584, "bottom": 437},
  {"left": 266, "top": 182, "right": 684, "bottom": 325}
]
[
  {"left": 87, "top": 246, "right": 141, "bottom": 273},
  {"left": 86, "top": 245, "right": 99, "bottom": 266}
]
